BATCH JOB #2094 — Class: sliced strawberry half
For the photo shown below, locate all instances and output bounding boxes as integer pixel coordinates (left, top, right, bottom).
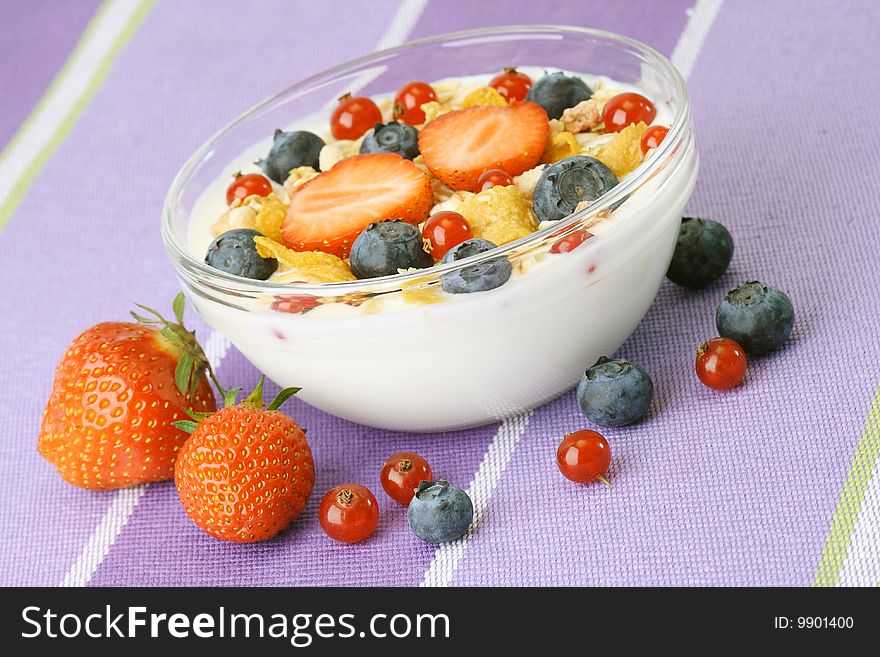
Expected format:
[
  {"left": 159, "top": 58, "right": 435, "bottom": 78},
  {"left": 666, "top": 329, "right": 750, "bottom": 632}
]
[
  {"left": 282, "top": 153, "right": 433, "bottom": 258},
  {"left": 419, "top": 101, "right": 550, "bottom": 191}
]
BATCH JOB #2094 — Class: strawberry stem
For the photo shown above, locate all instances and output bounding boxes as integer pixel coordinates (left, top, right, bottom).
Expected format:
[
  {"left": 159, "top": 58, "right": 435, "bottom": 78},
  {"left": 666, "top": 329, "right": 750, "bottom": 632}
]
[
  {"left": 130, "top": 293, "right": 227, "bottom": 401},
  {"left": 171, "top": 420, "right": 199, "bottom": 434},
  {"left": 267, "top": 386, "right": 301, "bottom": 411},
  {"left": 241, "top": 377, "right": 266, "bottom": 410}
]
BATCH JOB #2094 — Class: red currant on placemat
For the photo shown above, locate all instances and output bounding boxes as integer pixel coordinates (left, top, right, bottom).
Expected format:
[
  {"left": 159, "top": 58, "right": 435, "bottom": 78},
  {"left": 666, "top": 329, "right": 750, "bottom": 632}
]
[
  {"left": 319, "top": 483, "right": 380, "bottom": 544},
  {"left": 225, "top": 172, "right": 272, "bottom": 205},
  {"left": 422, "top": 211, "right": 473, "bottom": 260},
  {"left": 602, "top": 92, "right": 656, "bottom": 133},
  {"left": 489, "top": 67, "right": 532, "bottom": 102},
  {"left": 330, "top": 93, "right": 383, "bottom": 140},
  {"left": 380, "top": 452, "right": 432, "bottom": 505},
  {"left": 695, "top": 337, "right": 747, "bottom": 390},
  {"left": 393, "top": 80, "right": 437, "bottom": 125},
  {"left": 556, "top": 430, "right": 612, "bottom": 486}
]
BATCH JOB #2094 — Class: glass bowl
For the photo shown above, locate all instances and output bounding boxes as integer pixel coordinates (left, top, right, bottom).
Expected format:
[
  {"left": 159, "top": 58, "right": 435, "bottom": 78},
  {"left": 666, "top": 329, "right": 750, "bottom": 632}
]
[{"left": 162, "top": 25, "right": 698, "bottom": 432}]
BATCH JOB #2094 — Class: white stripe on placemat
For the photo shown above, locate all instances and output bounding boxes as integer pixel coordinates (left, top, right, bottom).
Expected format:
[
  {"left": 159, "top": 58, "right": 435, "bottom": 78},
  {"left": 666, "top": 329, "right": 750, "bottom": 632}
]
[
  {"left": 837, "top": 450, "right": 880, "bottom": 586},
  {"left": 57, "top": 0, "right": 430, "bottom": 587},
  {"left": 420, "top": 412, "right": 532, "bottom": 587},
  {"left": 375, "top": 0, "right": 429, "bottom": 50},
  {"left": 59, "top": 485, "right": 148, "bottom": 587},
  {"left": 669, "top": 0, "right": 724, "bottom": 79},
  {"left": 59, "top": 330, "right": 229, "bottom": 587},
  {"left": 202, "top": 330, "right": 233, "bottom": 369},
  {"left": 0, "top": 0, "right": 150, "bottom": 218},
  {"left": 327, "top": 0, "right": 430, "bottom": 103},
  {"left": 418, "top": 0, "right": 725, "bottom": 588}
]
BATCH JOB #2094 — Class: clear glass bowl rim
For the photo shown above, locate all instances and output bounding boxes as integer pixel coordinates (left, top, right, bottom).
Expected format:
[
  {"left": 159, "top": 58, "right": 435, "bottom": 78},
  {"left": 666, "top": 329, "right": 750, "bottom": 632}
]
[{"left": 161, "top": 24, "right": 691, "bottom": 296}]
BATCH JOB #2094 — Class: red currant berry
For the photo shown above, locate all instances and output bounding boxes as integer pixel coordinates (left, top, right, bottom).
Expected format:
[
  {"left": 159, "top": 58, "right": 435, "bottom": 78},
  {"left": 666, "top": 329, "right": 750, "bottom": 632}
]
[
  {"left": 225, "top": 172, "right": 272, "bottom": 205},
  {"left": 318, "top": 483, "right": 380, "bottom": 544},
  {"left": 380, "top": 452, "right": 432, "bottom": 505},
  {"left": 556, "top": 430, "right": 612, "bottom": 486},
  {"left": 695, "top": 337, "right": 747, "bottom": 390},
  {"left": 422, "top": 211, "right": 473, "bottom": 260},
  {"left": 330, "top": 93, "right": 383, "bottom": 140},
  {"left": 640, "top": 125, "right": 669, "bottom": 155},
  {"left": 489, "top": 67, "right": 532, "bottom": 102},
  {"left": 393, "top": 81, "right": 437, "bottom": 125},
  {"left": 475, "top": 168, "right": 513, "bottom": 193},
  {"left": 271, "top": 294, "right": 320, "bottom": 315},
  {"left": 602, "top": 93, "right": 657, "bottom": 133},
  {"left": 550, "top": 229, "right": 591, "bottom": 254}
]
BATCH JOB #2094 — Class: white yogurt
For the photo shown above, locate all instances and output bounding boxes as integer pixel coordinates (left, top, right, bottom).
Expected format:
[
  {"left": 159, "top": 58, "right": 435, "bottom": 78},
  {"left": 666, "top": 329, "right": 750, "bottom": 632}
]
[{"left": 183, "top": 71, "right": 697, "bottom": 431}]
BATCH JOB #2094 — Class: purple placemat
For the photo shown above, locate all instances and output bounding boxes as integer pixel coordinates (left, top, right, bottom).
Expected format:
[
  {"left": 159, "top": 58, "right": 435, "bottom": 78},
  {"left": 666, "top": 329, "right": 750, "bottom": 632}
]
[{"left": 1, "top": 0, "right": 878, "bottom": 587}]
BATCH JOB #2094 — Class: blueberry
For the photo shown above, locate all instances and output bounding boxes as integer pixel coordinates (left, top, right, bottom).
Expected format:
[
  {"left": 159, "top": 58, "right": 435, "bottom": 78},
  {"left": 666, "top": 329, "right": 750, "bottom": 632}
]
[
  {"left": 715, "top": 281, "right": 794, "bottom": 355},
  {"left": 407, "top": 480, "right": 473, "bottom": 544},
  {"left": 576, "top": 356, "right": 653, "bottom": 427},
  {"left": 205, "top": 228, "right": 277, "bottom": 280},
  {"left": 440, "top": 238, "right": 512, "bottom": 294},
  {"left": 666, "top": 218, "right": 734, "bottom": 289},
  {"left": 349, "top": 220, "right": 432, "bottom": 279},
  {"left": 526, "top": 71, "right": 592, "bottom": 120},
  {"left": 532, "top": 156, "right": 619, "bottom": 222},
  {"left": 359, "top": 121, "right": 420, "bottom": 160},
  {"left": 257, "top": 129, "right": 324, "bottom": 183}
]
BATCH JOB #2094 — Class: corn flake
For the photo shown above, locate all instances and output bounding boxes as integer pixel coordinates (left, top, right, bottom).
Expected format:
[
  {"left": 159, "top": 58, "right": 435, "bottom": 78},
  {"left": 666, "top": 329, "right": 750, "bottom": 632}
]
[
  {"left": 254, "top": 237, "right": 355, "bottom": 283},
  {"left": 541, "top": 131, "right": 580, "bottom": 164},
  {"left": 283, "top": 166, "right": 319, "bottom": 196},
  {"left": 595, "top": 121, "right": 648, "bottom": 178},
  {"left": 460, "top": 87, "right": 507, "bottom": 108},
  {"left": 421, "top": 101, "right": 451, "bottom": 123},
  {"left": 251, "top": 193, "right": 288, "bottom": 243},
  {"left": 400, "top": 280, "right": 444, "bottom": 305},
  {"left": 456, "top": 185, "right": 537, "bottom": 246}
]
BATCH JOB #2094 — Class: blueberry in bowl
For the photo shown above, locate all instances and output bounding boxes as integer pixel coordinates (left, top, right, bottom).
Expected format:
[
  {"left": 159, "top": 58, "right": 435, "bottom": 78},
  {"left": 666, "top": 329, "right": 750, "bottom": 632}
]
[
  {"left": 527, "top": 71, "right": 592, "bottom": 119},
  {"left": 257, "top": 129, "right": 324, "bottom": 182},
  {"left": 350, "top": 220, "right": 432, "bottom": 279},
  {"left": 533, "top": 156, "right": 619, "bottom": 222},
  {"left": 440, "top": 238, "right": 512, "bottom": 294},
  {"left": 360, "top": 121, "right": 420, "bottom": 160},
  {"left": 205, "top": 229, "right": 277, "bottom": 280}
]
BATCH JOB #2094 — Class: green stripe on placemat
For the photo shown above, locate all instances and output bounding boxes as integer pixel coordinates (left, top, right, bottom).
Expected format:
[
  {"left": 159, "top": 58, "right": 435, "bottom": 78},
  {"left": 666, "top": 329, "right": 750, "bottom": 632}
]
[
  {"left": 812, "top": 386, "right": 880, "bottom": 587},
  {"left": 0, "top": 0, "right": 155, "bottom": 231}
]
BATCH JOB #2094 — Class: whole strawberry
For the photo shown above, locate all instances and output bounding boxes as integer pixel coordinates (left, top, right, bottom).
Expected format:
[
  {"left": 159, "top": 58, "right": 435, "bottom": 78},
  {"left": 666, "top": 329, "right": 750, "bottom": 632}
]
[
  {"left": 38, "top": 294, "right": 217, "bottom": 489},
  {"left": 173, "top": 379, "right": 314, "bottom": 543}
]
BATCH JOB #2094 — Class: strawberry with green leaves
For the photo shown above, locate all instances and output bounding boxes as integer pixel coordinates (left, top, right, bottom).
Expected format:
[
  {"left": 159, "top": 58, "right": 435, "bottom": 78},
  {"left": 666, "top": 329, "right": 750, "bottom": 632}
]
[
  {"left": 173, "top": 378, "right": 314, "bottom": 543},
  {"left": 38, "top": 294, "right": 219, "bottom": 489}
]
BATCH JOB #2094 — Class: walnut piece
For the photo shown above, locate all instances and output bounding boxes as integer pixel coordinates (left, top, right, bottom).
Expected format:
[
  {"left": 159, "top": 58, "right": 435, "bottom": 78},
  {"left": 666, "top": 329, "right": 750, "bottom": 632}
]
[{"left": 561, "top": 99, "right": 602, "bottom": 133}]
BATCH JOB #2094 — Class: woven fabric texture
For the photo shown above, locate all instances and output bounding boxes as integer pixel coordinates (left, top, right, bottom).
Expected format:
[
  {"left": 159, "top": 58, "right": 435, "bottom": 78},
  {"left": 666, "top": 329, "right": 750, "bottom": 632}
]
[{"left": 0, "top": 0, "right": 877, "bottom": 587}]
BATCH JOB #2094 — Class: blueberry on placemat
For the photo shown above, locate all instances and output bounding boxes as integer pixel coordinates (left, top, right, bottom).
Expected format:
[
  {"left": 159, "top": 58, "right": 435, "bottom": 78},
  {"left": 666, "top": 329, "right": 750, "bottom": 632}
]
[
  {"left": 577, "top": 356, "right": 653, "bottom": 427},
  {"left": 716, "top": 281, "right": 794, "bottom": 355},
  {"left": 407, "top": 480, "right": 473, "bottom": 544},
  {"left": 666, "top": 217, "right": 734, "bottom": 289}
]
